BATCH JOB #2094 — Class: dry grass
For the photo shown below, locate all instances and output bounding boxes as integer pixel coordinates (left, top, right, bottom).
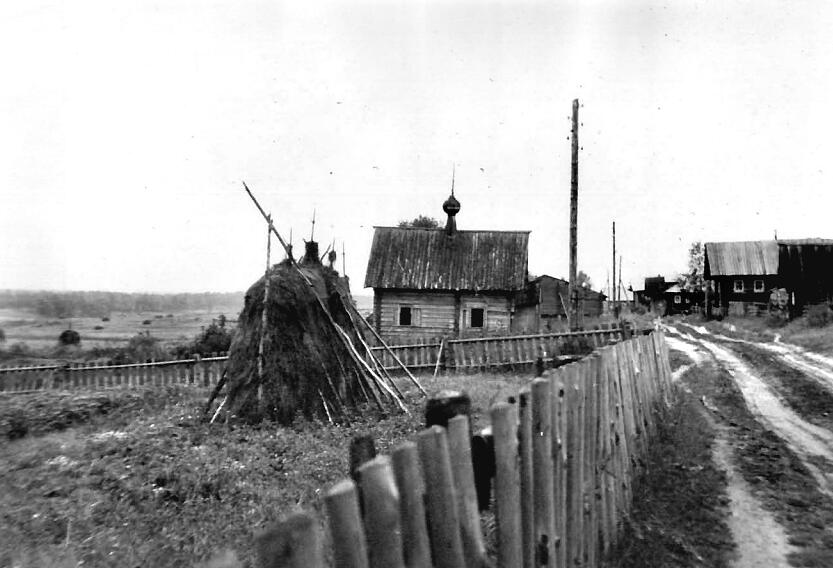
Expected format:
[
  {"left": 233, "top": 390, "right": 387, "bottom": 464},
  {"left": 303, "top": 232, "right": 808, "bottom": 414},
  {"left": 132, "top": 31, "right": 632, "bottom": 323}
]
[
  {"left": 687, "top": 312, "right": 833, "bottom": 358},
  {"left": 0, "top": 370, "right": 533, "bottom": 567},
  {"left": 606, "top": 360, "right": 735, "bottom": 568}
]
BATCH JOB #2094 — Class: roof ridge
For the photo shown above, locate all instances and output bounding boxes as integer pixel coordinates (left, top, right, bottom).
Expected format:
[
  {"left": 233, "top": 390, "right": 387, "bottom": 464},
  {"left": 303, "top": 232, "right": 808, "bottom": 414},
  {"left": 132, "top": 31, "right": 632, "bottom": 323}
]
[{"left": 373, "top": 226, "right": 531, "bottom": 234}]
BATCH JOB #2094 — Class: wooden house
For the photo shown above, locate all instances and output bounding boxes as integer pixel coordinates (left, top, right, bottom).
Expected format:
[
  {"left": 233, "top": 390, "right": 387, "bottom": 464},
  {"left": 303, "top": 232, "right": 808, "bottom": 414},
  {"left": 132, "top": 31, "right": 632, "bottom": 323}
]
[
  {"left": 704, "top": 239, "right": 833, "bottom": 316},
  {"left": 635, "top": 275, "right": 700, "bottom": 316},
  {"left": 512, "top": 275, "right": 607, "bottom": 333},
  {"left": 660, "top": 284, "right": 699, "bottom": 315},
  {"left": 364, "top": 193, "right": 530, "bottom": 342},
  {"left": 704, "top": 241, "right": 779, "bottom": 316}
]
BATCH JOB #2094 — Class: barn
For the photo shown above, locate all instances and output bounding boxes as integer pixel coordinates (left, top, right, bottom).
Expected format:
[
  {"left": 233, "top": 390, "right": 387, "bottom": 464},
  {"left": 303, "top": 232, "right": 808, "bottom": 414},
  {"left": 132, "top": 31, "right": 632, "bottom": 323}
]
[
  {"left": 777, "top": 239, "right": 833, "bottom": 311},
  {"left": 512, "top": 275, "right": 607, "bottom": 333},
  {"left": 364, "top": 193, "right": 530, "bottom": 342}
]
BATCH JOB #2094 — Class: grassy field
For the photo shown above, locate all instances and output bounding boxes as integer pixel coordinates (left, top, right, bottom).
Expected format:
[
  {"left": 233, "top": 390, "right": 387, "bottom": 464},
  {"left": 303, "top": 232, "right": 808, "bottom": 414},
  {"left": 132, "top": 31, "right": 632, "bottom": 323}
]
[
  {"left": 0, "top": 371, "right": 530, "bottom": 568},
  {"left": 0, "top": 307, "right": 238, "bottom": 356}
]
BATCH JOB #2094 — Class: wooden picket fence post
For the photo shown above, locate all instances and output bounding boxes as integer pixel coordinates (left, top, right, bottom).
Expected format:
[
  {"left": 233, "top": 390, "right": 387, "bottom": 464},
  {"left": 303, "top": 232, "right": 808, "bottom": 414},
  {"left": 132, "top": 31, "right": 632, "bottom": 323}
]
[
  {"left": 253, "top": 331, "right": 672, "bottom": 568},
  {"left": 0, "top": 355, "right": 230, "bottom": 393}
]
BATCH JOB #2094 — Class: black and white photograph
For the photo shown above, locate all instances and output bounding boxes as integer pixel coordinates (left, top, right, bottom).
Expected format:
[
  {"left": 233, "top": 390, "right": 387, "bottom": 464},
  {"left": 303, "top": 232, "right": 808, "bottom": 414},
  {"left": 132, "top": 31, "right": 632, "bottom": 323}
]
[{"left": 2, "top": 1, "right": 833, "bottom": 566}]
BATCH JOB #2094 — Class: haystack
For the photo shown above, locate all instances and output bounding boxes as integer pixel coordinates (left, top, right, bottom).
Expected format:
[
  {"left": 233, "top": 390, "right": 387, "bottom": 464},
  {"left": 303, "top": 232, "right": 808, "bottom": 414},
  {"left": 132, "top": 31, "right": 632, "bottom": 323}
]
[{"left": 215, "top": 242, "right": 398, "bottom": 424}]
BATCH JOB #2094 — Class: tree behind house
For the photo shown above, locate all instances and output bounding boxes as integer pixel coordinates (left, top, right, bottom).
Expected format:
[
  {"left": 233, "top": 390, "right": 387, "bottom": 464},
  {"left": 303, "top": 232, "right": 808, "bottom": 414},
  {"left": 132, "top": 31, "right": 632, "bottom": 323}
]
[
  {"left": 398, "top": 215, "right": 440, "bottom": 228},
  {"left": 678, "top": 241, "right": 705, "bottom": 292}
]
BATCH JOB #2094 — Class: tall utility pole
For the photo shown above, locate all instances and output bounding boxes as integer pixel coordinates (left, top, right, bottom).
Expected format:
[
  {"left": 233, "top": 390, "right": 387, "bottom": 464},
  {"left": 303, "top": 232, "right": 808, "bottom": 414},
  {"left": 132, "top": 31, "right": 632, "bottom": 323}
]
[
  {"left": 568, "top": 99, "right": 580, "bottom": 329},
  {"left": 612, "top": 221, "right": 617, "bottom": 306},
  {"left": 619, "top": 255, "right": 624, "bottom": 305}
]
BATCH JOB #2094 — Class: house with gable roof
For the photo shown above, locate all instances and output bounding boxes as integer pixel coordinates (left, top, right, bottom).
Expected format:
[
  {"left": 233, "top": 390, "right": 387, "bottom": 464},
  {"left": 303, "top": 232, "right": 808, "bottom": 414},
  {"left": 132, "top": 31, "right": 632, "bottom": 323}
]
[
  {"left": 704, "top": 238, "right": 833, "bottom": 316},
  {"left": 364, "top": 192, "right": 530, "bottom": 342}
]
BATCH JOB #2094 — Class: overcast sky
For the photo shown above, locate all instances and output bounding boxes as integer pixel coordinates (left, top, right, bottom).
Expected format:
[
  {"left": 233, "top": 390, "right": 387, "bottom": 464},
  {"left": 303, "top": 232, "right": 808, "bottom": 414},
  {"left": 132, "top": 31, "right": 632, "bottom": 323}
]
[{"left": 2, "top": 0, "right": 832, "bottom": 296}]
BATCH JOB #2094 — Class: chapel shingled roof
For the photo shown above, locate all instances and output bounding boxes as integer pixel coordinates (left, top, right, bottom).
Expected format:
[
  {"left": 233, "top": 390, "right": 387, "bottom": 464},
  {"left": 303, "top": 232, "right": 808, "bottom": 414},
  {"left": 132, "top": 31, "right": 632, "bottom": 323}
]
[{"left": 364, "top": 227, "right": 530, "bottom": 291}]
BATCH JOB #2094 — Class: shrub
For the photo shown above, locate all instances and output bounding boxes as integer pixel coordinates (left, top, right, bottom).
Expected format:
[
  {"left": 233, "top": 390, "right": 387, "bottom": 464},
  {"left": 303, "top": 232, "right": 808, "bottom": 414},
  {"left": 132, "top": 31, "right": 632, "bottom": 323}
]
[
  {"left": 102, "top": 317, "right": 110, "bottom": 322},
  {"left": 142, "top": 319, "right": 152, "bottom": 325},
  {"left": 806, "top": 304, "right": 831, "bottom": 328},
  {"left": 170, "top": 315, "right": 233, "bottom": 359},
  {"left": 58, "top": 329, "right": 81, "bottom": 346},
  {"left": 0, "top": 341, "right": 32, "bottom": 361},
  {"left": 126, "top": 332, "right": 167, "bottom": 362},
  {"left": 94, "top": 325, "right": 104, "bottom": 330},
  {"left": 192, "top": 316, "right": 232, "bottom": 356}
]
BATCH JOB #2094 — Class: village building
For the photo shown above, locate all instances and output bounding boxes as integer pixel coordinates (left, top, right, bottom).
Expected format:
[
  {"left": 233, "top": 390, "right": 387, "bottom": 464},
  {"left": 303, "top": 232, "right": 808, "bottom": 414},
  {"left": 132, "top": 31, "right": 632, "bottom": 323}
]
[
  {"left": 703, "top": 241, "right": 778, "bottom": 316},
  {"left": 704, "top": 239, "right": 833, "bottom": 316},
  {"left": 512, "top": 275, "right": 606, "bottom": 333},
  {"left": 364, "top": 193, "right": 530, "bottom": 342},
  {"left": 635, "top": 275, "right": 700, "bottom": 316}
]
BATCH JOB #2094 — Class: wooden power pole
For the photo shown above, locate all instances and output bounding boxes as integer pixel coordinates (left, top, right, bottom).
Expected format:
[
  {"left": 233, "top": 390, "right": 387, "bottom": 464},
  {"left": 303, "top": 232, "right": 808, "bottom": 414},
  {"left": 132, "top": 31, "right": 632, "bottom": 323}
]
[
  {"left": 568, "top": 99, "right": 579, "bottom": 329},
  {"left": 612, "top": 221, "right": 617, "bottom": 306}
]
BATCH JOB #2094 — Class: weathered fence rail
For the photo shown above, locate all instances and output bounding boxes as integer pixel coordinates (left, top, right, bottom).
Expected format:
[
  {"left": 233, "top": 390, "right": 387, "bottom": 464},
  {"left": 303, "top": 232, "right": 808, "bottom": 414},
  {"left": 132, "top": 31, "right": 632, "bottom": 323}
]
[
  {"left": 369, "top": 323, "right": 630, "bottom": 372},
  {"left": 0, "top": 353, "right": 227, "bottom": 393},
  {"left": 254, "top": 330, "right": 673, "bottom": 568},
  {"left": 1, "top": 325, "right": 635, "bottom": 392}
]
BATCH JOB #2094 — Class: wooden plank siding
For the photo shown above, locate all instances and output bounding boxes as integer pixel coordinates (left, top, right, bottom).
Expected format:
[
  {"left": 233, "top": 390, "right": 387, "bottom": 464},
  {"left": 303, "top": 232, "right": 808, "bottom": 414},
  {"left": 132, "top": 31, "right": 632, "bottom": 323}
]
[
  {"left": 377, "top": 290, "right": 456, "bottom": 342},
  {"left": 458, "top": 293, "right": 512, "bottom": 338},
  {"left": 512, "top": 305, "right": 540, "bottom": 334},
  {"left": 375, "top": 290, "right": 515, "bottom": 342}
]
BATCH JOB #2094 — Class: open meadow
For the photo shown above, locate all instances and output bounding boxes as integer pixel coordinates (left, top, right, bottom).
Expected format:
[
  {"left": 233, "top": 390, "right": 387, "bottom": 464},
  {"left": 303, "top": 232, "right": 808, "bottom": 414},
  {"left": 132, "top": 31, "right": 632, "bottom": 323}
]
[
  {"left": 0, "top": 371, "right": 530, "bottom": 568},
  {"left": 0, "top": 307, "right": 240, "bottom": 361}
]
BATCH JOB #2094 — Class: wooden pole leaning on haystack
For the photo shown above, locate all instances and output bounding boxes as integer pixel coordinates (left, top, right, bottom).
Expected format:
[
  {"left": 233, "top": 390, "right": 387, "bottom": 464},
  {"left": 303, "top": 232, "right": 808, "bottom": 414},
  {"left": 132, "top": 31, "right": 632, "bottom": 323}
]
[
  {"left": 346, "top": 303, "right": 427, "bottom": 395},
  {"left": 242, "top": 182, "right": 408, "bottom": 415},
  {"left": 338, "top": 299, "right": 408, "bottom": 400}
]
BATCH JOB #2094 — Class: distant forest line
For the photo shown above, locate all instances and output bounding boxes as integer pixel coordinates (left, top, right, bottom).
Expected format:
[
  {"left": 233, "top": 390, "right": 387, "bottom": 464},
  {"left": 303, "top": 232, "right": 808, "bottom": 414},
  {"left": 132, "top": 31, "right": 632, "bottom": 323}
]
[{"left": 0, "top": 290, "right": 244, "bottom": 319}]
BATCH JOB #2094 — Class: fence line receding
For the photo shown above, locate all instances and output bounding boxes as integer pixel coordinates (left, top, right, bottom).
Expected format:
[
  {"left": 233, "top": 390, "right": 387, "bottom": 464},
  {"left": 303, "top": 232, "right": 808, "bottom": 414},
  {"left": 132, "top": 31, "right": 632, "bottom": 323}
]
[{"left": 257, "top": 330, "right": 673, "bottom": 567}]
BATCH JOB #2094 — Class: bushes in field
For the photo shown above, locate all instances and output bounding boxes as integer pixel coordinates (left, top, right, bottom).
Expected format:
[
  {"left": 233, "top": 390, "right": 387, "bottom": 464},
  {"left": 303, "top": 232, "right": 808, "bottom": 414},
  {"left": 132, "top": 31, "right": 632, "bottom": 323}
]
[
  {"left": 170, "top": 315, "right": 232, "bottom": 359},
  {"left": 124, "top": 332, "right": 168, "bottom": 363},
  {"left": 0, "top": 342, "right": 35, "bottom": 362},
  {"left": 59, "top": 329, "right": 81, "bottom": 346}
]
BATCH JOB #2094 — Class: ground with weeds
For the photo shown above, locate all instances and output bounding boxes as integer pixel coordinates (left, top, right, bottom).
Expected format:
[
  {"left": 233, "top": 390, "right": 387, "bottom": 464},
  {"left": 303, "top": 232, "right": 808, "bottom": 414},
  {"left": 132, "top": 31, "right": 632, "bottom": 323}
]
[
  {"left": 0, "top": 372, "right": 528, "bottom": 568},
  {"left": 606, "top": 365, "right": 735, "bottom": 568}
]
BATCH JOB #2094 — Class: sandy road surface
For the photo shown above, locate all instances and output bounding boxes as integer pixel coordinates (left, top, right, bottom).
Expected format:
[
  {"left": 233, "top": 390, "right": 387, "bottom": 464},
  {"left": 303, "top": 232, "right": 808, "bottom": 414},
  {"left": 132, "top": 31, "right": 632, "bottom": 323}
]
[
  {"left": 667, "top": 324, "right": 833, "bottom": 494},
  {"left": 664, "top": 323, "right": 833, "bottom": 567},
  {"left": 711, "top": 434, "right": 794, "bottom": 567}
]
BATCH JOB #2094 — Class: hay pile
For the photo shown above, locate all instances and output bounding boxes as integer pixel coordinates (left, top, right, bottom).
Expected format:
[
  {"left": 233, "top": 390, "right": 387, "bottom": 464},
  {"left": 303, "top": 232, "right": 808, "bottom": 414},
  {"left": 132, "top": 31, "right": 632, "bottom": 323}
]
[{"left": 216, "top": 244, "right": 397, "bottom": 424}]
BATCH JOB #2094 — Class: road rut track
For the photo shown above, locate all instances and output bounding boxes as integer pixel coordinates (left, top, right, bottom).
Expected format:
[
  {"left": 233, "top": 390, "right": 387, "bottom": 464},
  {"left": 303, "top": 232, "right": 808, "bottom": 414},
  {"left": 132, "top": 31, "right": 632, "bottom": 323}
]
[{"left": 666, "top": 323, "right": 833, "bottom": 566}]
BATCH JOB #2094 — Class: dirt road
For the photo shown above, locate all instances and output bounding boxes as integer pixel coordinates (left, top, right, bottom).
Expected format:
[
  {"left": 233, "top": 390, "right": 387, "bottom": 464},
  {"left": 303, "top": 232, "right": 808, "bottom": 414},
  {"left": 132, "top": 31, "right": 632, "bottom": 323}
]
[{"left": 664, "top": 322, "right": 833, "bottom": 567}]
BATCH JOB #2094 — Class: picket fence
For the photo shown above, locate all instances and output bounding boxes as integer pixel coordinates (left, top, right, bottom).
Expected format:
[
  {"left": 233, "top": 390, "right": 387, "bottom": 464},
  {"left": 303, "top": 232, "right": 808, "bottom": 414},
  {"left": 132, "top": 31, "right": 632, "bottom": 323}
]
[
  {"left": 0, "top": 326, "right": 632, "bottom": 393},
  {"left": 253, "top": 330, "right": 672, "bottom": 568},
  {"left": 370, "top": 323, "right": 629, "bottom": 372},
  {"left": 0, "top": 353, "right": 228, "bottom": 393}
]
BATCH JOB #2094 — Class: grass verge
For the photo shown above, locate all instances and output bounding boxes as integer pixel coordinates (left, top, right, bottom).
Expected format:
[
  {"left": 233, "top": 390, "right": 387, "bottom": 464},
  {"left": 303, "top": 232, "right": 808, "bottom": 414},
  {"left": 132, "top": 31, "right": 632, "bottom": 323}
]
[{"left": 606, "top": 380, "right": 734, "bottom": 568}]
